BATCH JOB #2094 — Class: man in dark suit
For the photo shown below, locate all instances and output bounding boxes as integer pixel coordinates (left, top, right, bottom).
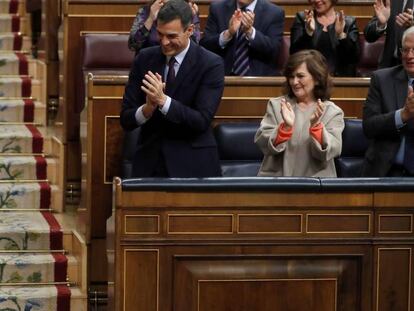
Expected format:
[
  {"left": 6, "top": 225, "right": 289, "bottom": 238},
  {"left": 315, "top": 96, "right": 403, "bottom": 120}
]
[
  {"left": 200, "top": 0, "right": 284, "bottom": 76},
  {"left": 364, "top": 0, "right": 414, "bottom": 68},
  {"left": 362, "top": 26, "right": 414, "bottom": 177},
  {"left": 120, "top": 0, "right": 224, "bottom": 178}
]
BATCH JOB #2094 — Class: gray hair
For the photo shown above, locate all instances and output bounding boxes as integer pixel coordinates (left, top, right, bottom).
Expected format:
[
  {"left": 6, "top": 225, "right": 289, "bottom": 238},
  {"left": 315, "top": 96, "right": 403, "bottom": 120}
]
[{"left": 402, "top": 25, "right": 414, "bottom": 46}]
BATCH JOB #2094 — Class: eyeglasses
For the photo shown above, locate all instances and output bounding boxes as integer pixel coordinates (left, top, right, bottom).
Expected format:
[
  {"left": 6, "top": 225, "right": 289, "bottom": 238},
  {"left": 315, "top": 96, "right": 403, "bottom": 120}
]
[{"left": 400, "top": 47, "right": 414, "bottom": 55}]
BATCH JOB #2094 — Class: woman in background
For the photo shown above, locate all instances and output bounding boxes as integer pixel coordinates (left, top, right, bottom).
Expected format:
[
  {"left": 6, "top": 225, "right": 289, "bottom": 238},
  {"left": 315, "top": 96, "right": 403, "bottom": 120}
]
[
  {"left": 290, "top": 0, "right": 359, "bottom": 76},
  {"left": 255, "top": 49, "right": 344, "bottom": 177},
  {"left": 128, "top": 0, "right": 201, "bottom": 53}
]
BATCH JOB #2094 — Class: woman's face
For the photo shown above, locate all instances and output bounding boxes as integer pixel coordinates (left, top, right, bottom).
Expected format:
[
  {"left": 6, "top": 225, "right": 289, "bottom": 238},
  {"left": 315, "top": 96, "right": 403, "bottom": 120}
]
[
  {"left": 309, "top": 0, "right": 334, "bottom": 14},
  {"left": 288, "top": 62, "right": 316, "bottom": 102}
]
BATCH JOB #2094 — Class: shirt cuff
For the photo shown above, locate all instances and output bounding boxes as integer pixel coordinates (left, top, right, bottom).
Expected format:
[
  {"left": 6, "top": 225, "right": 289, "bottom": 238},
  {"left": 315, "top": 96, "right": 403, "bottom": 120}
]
[
  {"left": 376, "top": 21, "right": 387, "bottom": 32},
  {"left": 219, "top": 31, "right": 231, "bottom": 48},
  {"left": 246, "top": 27, "right": 256, "bottom": 41},
  {"left": 273, "top": 122, "right": 293, "bottom": 146},
  {"left": 395, "top": 109, "right": 405, "bottom": 129},
  {"left": 159, "top": 96, "right": 171, "bottom": 115},
  {"left": 309, "top": 122, "right": 323, "bottom": 146},
  {"left": 135, "top": 106, "right": 149, "bottom": 125}
]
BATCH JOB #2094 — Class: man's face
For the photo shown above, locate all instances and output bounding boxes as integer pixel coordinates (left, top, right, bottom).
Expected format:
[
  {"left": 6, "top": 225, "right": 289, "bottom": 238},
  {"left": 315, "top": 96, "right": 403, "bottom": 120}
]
[
  {"left": 402, "top": 33, "right": 414, "bottom": 77},
  {"left": 157, "top": 19, "right": 193, "bottom": 56},
  {"left": 237, "top": 0, "right": 254, "bottom": 8}
]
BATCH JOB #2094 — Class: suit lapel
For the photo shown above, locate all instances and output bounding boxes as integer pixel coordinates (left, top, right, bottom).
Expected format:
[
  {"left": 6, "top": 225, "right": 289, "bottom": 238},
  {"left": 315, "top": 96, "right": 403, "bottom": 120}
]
[
  {"left": 225, "top": 0, "right": 237, "bottom": 23},
  {"left": 168, "top": 41, "right": 197, "bottom": 96},
  {"left": 394, "top": 66, "right": 409, "bottom": 110},
  {"left": 252, "top": 0, "right": 263, "bottom": 28},
  {"left": 152, "top": 48, "right": 166, "bottom": 79}
]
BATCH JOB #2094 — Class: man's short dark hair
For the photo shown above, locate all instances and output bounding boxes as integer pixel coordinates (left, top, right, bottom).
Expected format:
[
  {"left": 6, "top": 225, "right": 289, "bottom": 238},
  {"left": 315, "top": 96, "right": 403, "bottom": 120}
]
[{"left": 157, "top": 0, "right": 192, "bottom": 29}]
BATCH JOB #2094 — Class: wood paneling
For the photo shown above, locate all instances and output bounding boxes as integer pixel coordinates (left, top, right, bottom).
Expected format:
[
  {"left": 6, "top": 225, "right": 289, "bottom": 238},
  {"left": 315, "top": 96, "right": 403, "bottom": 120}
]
[
  {"left": 306, "top": 213, "right": 371, "bottom": 234},
  {"left": 376, "top": 248, "right": 412, "bottom": 311},
  {"left": 168, "top": 214, "right": 233, "bottom": 234},
  {"left": 123, "top": 249, "right": 158, "bottom": 311},
  {"left": 124, "top": 215, "right": 159, "bottom": 234},
  {"left": 110, "top": 179, "right": 414, "bottom": 311},
  {"left": 238, "top": 214, "right": 302, "bottom": 234},
  {"left": 378, "top": 214, "right": 413, "bottom": 234}
]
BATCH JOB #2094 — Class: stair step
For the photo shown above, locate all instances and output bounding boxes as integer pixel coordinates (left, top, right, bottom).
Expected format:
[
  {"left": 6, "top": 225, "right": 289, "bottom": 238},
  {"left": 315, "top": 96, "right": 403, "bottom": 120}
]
[
  {"left": 0, "top": 285, "right": 71, "bottom": 310},
  {"left": 0, "top": 211, "right": 63, "bottom": 251},
  {"left": 0, "top": 253, "right": 68, "bottom": 284},
  {"left": 0, "top": 156, "right": 57, "bottom": 183},
  {"left": 0, "top": 0, "right": 21, "bottom": 15},
  {"left": 0, "top": 182, "right": 60, "bottom": 211},
  {"left": 0, "top": 33, "right": 30, "bottom": 51},
  {"left": 0, "top": 99, "right": 46, "bottom": 124},
  {"left": 0, "top": 52, "right": 40, "bottom": 76},
  {"left": 0, "top": 77, "right": 42, "bottom": 98},
  {"left": 0, "top": 124, "right": 47, "bottom": 154},
  {"left": 0, "top": 14, "right": 27, "bottom": 34}
]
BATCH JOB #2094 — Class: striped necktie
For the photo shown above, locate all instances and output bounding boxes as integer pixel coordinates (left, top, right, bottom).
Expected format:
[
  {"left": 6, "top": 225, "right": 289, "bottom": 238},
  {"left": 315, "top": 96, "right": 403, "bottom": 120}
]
[{"left": 232, "top": 8, "right": 250, "bottom": 76}]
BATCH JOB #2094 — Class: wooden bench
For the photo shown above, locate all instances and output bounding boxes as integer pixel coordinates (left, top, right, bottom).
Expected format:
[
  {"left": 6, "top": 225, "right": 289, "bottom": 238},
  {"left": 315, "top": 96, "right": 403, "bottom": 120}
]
[{"left": 108, "top": 176, "right": 414, "bottom": 311}]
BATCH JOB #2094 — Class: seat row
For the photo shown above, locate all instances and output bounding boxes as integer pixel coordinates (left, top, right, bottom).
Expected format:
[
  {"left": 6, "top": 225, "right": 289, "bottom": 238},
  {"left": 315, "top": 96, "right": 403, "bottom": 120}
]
[
  {"left": 122, "top": 118, "right": 369, "bottom": 179},
  {"left": 81, "top": 32, "right": 384, "bottom": 79}
]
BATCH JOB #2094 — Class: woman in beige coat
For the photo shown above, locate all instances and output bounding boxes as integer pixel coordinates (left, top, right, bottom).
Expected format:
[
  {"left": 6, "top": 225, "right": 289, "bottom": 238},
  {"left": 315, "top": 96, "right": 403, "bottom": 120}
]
[{"left": 255, "top": 49, "right": 344, "bottom": 177}]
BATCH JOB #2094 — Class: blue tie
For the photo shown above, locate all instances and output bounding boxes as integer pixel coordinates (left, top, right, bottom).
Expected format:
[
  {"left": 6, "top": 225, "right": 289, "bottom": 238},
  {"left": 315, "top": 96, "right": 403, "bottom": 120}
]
[
  {"left": 166, "top": 57, "right": 176, "bottom": 95},
  {"left": 232, "top": 8, "right": 250, "bottom": 76}
]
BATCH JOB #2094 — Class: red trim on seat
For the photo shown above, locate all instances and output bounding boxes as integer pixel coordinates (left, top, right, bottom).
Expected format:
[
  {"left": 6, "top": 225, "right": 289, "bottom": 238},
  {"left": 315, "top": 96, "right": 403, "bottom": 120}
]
[
  {"left": 23, "top": 99, "right": 34, "bottom": 122},
  {"left": 15, "top": 52, "right": 28, "bottom": 75},
  {"left": 13, "top": 33, "right": 22, "bottom": 50},
  {"left": 56, "top": 285, "right": 71, "bottom": 311},
  {"left": 53, "top": 253, "right": 68, "bottom": 282},
  {"left": 9, "top": 0, "right": 18, "bottom": 13},
  {"left": 41, "top": 211, "right": 63, "bottom": 250},
  {"left": 35, "top": 157, "right": 47, "bottom": 180},
  {"left": 39, "top": 181, "right": 51, "bottom": 209},
  {"left": 21, "top": 76, "right": 31, "bottom": 97},
  {"left": 11, "top": 15, "right": 20, "bottom": 32},
  {"left": 26, "top": 124, "right": 43, "bottom": 153}
]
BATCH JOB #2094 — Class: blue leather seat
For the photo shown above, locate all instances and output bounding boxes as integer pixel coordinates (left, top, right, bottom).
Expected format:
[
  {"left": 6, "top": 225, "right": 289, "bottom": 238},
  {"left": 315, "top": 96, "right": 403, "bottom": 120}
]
[
  {"left": 214, "top": 122, "right": 263, "bottom": 177},
  {"left": 335, "top": 119, "right": 368, "bottom": 177},
  {"left": 122, "top": 119, "right": 368, "bottom": 178}
]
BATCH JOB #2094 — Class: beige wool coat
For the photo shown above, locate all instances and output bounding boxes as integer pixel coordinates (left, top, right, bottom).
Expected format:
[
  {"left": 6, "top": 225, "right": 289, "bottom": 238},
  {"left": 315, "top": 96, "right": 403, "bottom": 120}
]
[{"left": 254, "top": 96, "right": 345, "bottom": 177}]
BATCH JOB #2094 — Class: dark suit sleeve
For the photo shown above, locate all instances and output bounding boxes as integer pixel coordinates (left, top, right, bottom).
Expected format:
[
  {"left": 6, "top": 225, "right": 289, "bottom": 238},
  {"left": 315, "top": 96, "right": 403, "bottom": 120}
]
[
  {"left": 290, "top": 12, "right": 313, "bottom": 54},
  {"left": 165, "top": 55, "right": 225, "bottom": 133},
  {"left": 120, "top": 53, "right": 145, "bottom": 131},
  {"left": 337, "top": 16, "right": 360, "bottom": 63},
  {"left": 364, "top": 16, "right": 385, "bottom": 43},
  {"left": 199, "top": 4, "right": 224, "bottom": 54},
  {"left": 363, "top": 72, "right": 399, "bottom": 139},
  {"left": 249, "top": 5, "right": 284, "bottom": 58}
]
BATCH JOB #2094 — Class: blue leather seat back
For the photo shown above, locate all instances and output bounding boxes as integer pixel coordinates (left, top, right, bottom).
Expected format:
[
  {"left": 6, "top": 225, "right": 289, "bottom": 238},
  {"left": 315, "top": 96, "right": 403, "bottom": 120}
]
[
  {"left": 214, "top": 122, "right": 263, "bottom": 177},
  {"left": 335, "top": 119, "right": 369, "bottom": 177},
  {"left": 121, "top": 128, "right": 140, "bottom": 179}
]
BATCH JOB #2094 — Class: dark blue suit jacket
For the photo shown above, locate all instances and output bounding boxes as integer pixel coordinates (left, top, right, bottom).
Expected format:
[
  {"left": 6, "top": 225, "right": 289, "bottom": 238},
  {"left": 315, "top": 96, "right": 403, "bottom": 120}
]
[
  {"left": 362, "top": 65, "right": 408, "bottom": 176},
  {"left": 120, "top": 41, "right": 225, "bottom": 177},
  {"left": 200, "top": 0, "right": 284, "bottom": 76}
]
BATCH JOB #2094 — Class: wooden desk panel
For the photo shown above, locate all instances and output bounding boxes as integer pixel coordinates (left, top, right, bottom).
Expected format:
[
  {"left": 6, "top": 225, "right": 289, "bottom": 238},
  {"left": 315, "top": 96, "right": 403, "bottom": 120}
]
[{"left": 110, "top": 180, "right": 414, "bottom": 311}]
